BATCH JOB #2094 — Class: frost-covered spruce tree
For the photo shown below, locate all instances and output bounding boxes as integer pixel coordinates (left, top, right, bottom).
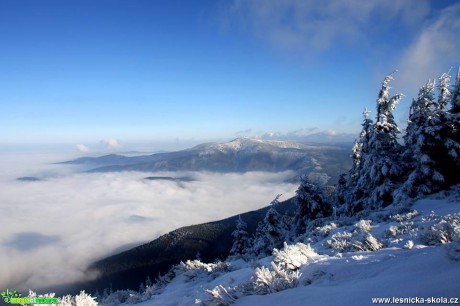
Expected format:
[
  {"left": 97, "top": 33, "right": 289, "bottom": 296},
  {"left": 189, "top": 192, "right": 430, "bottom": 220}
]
[
  {"left": 353, "top": 73, "right": 404, "bottom": 211},
  {"left": 349, "top": 108, "right": 373, "bottom": 185},
  {"left": 432, "top": 71, "right": 460, "bottom": 187},
  {"left": 337, "top": 108, "right": 374, "bottom": 215},
  {"left": 293, "top": 177, "right": 332, "bottom": 235},
  {"left": 251, "top": 195, "right": 290, "bottom": 256},
  {"left": 229, "top": 215, "right": 251, "bottom": 258},
  {"left": 395, "top": 80, "right": 444, "bottom": 199}
]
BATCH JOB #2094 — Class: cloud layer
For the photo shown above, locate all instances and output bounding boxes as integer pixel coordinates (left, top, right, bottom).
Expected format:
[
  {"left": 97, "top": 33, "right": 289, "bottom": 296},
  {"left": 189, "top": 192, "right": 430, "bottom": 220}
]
[{"left": 0, "top": 150, "right": 297, "bottom": 292}]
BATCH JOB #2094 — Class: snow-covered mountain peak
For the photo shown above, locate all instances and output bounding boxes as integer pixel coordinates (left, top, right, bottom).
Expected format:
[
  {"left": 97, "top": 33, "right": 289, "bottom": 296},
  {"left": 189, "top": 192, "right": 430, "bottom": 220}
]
[{"left": 195, "top": 137, "right": 309, "bottom": 154}]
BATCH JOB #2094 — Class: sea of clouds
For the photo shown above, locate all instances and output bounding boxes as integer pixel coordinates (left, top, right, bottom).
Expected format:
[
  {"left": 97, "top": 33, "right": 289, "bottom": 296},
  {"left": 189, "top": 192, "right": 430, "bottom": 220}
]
[{"left": 0, "top": 149, "right": 297, "bottom": 292}]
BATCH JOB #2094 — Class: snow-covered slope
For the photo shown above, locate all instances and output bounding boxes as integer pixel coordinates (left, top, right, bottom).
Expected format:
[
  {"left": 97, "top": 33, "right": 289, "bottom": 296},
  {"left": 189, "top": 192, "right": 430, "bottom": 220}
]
[
  {"left": 84, "top": 188, "right": 459, "bottom": 306},
  {"left": 24, "top": 188, "right": 460, "bottom": 306}
]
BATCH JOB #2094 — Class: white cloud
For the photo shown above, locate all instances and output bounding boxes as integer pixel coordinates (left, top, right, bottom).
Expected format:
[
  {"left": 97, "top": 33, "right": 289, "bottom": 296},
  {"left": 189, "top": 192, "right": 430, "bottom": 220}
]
[
  {"left": 326, "top": 130, "right": 337, "bottom": 136},
  {"left": 395, "top": 3, "right": 460, "bottom": 95},
  {"left": 226, "top": 0, "right": 428, "bottom": 53},
  {"left": 76, "top": 144, "right": 90, "bottom": 153},
  {"left": 0, "top": 151, "right": 297, "bottom": 292},
  {"left": 101, "top": 138, "right": 121, "bottom": 150}
]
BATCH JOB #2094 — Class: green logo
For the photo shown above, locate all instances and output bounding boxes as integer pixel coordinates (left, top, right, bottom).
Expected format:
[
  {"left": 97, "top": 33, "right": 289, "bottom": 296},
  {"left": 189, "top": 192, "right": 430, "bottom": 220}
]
[{"left": 1, "top": 289, "right": 58, "bottom": 305}]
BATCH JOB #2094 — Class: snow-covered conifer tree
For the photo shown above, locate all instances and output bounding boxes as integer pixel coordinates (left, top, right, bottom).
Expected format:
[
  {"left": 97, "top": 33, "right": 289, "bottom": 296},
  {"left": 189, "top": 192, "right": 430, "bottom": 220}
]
[
  {"left": 352, "top": 73, "right": 404, "bottom": 211},
  {"left": 338, "top": 108, "right": 374, "bottom": 215},
  {"left": 432, "top": 71, "right": 460, "bottom": 187},
  {"left": 229, "top": 215, "right": 251, "bottom": 257},
  {"left": 293, "top": 178, "right": 332, "bottom": 235},
  {"left": 251, "top": 195, "right": 290, "bottom": 256},
  {"left": 395, "top": 69, "right": 460, "bottom": 200},
  {"left": 395, "top": 80, "right": 443, "bottom": 199},
  {"left": 354, "top": 108, "right": 373, "bottom": 171}
]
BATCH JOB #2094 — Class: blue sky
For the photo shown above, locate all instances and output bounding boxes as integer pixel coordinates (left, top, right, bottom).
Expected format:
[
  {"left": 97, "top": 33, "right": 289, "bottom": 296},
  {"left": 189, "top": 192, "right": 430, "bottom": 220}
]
[{"left": 1, "top": 0, "right": 459, "bottom": 151}]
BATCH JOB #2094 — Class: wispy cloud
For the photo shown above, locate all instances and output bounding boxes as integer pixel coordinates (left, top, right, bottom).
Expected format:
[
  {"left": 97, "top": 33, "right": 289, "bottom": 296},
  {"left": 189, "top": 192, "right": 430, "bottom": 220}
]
[
  {"left": 225, "top": 0, "right": 428, "bottom": 53},
  {"left": 395, "top": 3, "right": 460, "bottom": 94}
]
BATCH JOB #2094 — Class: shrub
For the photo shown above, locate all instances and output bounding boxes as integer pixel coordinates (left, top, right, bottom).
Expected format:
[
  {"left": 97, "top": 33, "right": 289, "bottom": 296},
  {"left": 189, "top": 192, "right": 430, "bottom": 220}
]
[
  {"left": 326, "top": 229, "right": 383, "bottom": 253},
  {"left": 421, "top": 215, "right": 460, "bottom": 245},
  {"left": 174, "top": 260, "right": 232, "bottom": 282},
  {"left": 250, "top": 263, "right": 301, "bottom": 295},
  {"left": 354, "top": 220, "right": 372, "bottom": 232},
  {"left": 203, "top": 285, "right": 239, "bottom": 306},
  {"left": 272, "top": 242, "right": 318, "bottom": 270}
]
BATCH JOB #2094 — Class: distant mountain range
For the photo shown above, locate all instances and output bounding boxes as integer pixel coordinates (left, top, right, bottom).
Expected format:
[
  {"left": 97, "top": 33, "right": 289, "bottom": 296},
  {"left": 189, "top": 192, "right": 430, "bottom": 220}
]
[
  {"left": 49, "top": 138, "right": 351, "bottom": 294},
  {"left": 63, "top": 137, "right": 350, "bottom": 184}
]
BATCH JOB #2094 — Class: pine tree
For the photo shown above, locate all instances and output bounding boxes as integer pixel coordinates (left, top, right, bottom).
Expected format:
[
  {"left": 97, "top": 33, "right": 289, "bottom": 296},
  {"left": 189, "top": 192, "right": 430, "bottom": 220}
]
[
  {"left": 293, "top": 178, "right": 332, "bottom": 235},
  {"left": 229, "top": 215, "right": 251, "bottom": 257}
]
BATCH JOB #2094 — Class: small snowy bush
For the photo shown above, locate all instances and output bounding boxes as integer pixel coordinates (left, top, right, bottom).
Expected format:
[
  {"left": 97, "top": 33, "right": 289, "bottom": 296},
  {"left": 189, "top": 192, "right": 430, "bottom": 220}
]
[
  {"left": 203, "top": 285, "right": 239, "bottom": 306},
  {"left": 74, "top": 291, "right": 99, "bottom": 306},
  {"left": 404, "top": 240, "right": 415, "bottom": 249},
  {"left": 421, "top": 211, "right": 440, "bottom": 222},
  {"left": 354, "top": 220, "right": 372, "bottom": 232},
  {"left": 385, "top": 222, "right": 417, "bottom": 237},
  {"left": 326, "top": 230, "right": 382, "bottom": 252},
  {"left": 174, "top": 259, "right": 232, "bottom": 282},
  {"left": 302, "top": 222, "right": 340, "bottom": 244},
  {"left": 326, "top": 231, "right": 353, "bottom": 252},
  {"left": 315, "top": 222, "right": 339, "bottom": 237},
  {"left": 272, "top": 242, "right": 318, "bottom": 270},
  {"left": 250, "top": 262, "right": 301, "bottom": 295},
  {"left": 421, "top": 215, "right": 460, "bottom": 245},
  {"left": 390, "top": 210, "right": 420, "bottom": 222},
  {"left": 353, "top": 233, "right": 383, "bottom": 251}
]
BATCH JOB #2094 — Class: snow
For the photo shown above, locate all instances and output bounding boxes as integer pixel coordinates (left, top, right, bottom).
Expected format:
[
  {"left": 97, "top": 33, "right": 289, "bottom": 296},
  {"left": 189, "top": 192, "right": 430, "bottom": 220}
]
[
  {"left": 89, "top": 191, "right": 460, "bottom": 306},
  {"left": 235, "top": 246, "right": 459, "bottom": 306},
  {"left": 196, "top": 137, "right": 317, "bottom": 156},
  {"left": 30, "top": 188, "right": 460, "bottom": 306}
]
